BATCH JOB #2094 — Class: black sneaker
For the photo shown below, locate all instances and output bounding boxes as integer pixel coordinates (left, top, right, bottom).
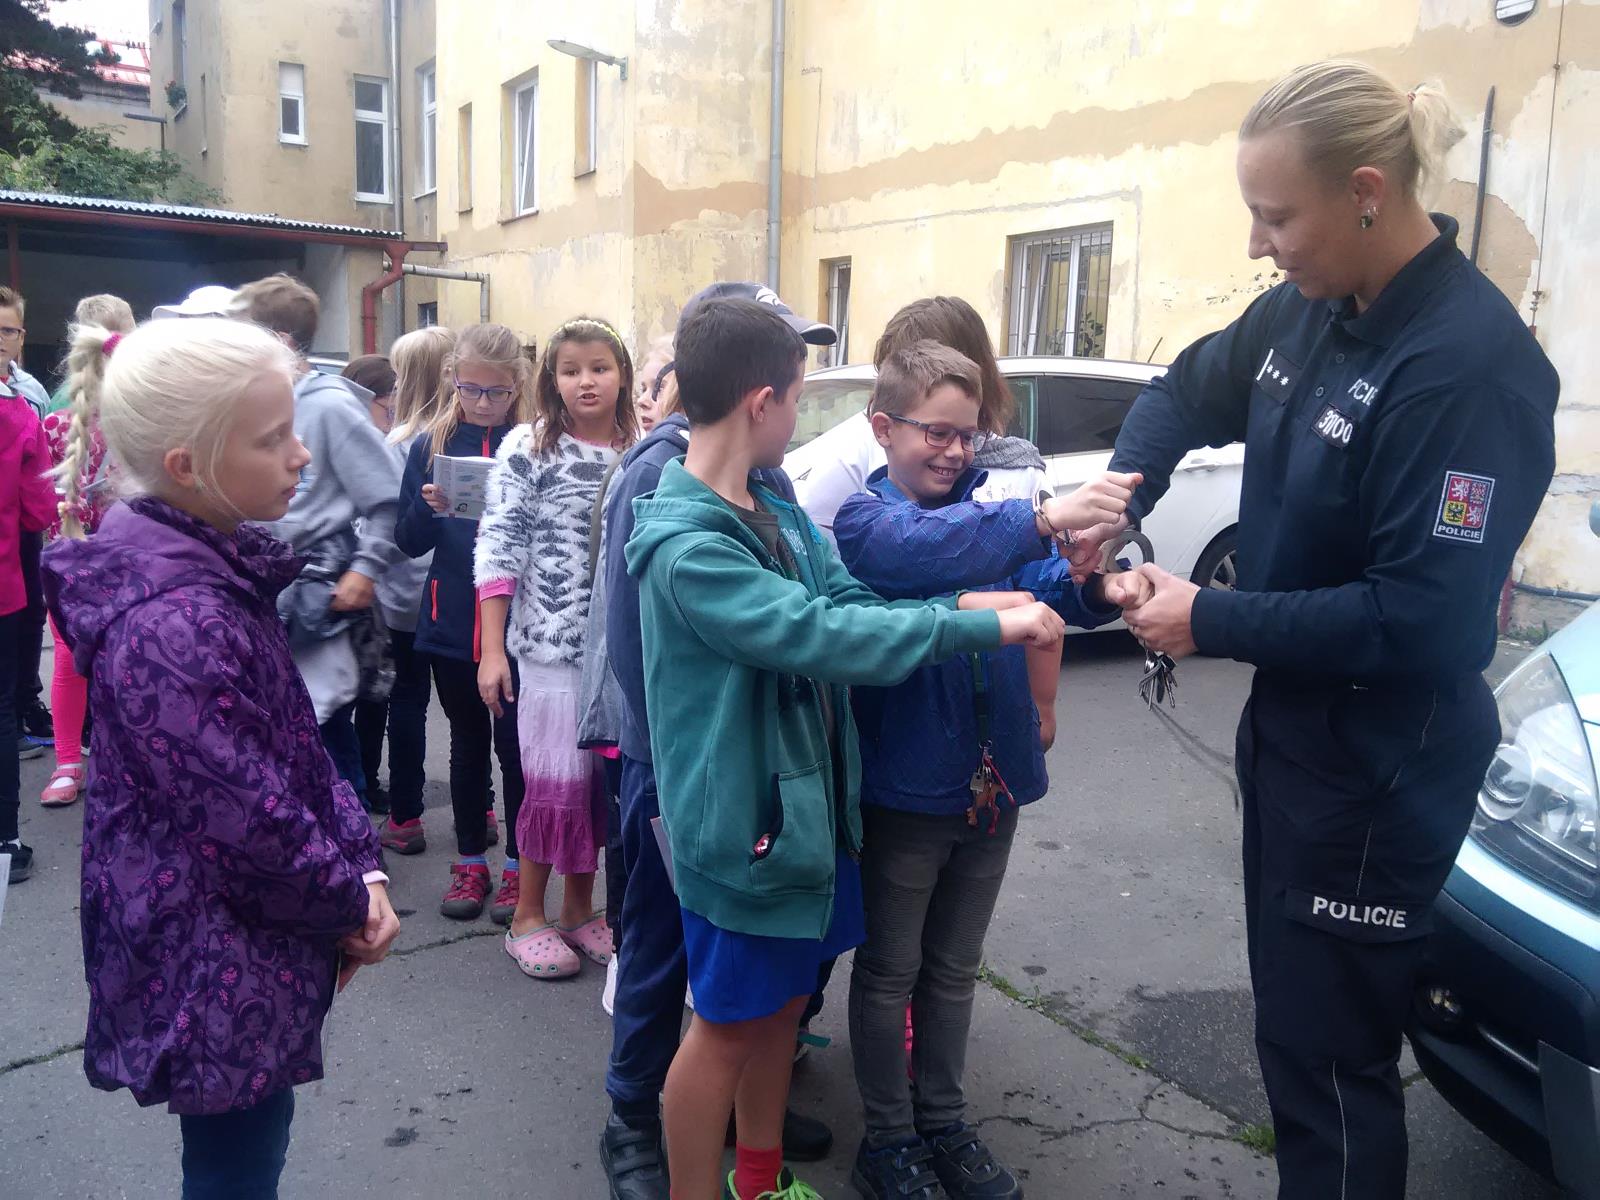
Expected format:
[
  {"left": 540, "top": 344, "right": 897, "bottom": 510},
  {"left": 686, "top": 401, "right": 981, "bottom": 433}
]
[
  {"left": 368, "top": 785, "right": 391, "bottom": 815},
  {"left": 600, "top": 1112, "right": 668, "bottom": 1200},
  {"left": 3, "top": 840, "right": 34, "bottom": 883},
  {"left": 19, "top": 700, "right": 53, "bottom": 743},
  {"left": 922, "top": 1123, "right": 1022, "bottom": 1198},
  {"left": 18, "top": 734, "right": 44, "bottom": 761},
  {"left": 726, "top": 1107, "right": 834, "bottom": 1163},
  {"left": 851, "top": 1137, "right": 941, "bottom": 1199}
]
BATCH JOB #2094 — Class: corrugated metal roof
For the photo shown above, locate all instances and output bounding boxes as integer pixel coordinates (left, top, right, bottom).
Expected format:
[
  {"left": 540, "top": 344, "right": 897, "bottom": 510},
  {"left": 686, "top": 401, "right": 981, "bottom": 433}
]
[{"left": 0, "top": 190, "right": 403, "bottom": 240}]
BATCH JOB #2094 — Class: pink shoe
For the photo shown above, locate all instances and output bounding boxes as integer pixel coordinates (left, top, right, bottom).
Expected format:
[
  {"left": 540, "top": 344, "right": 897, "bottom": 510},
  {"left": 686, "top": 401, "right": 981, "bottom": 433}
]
[
  {"left": 504, "top": 924, "right": 580, "bottom": 979},
  {"left": 557, "top": 915, "right": 614, "bottom": 965},
  {"left": 379, "top": 817, "right": 426, "bottom": 855},
  {"left": 40, "top": 762, "right": 84, "bottom": 808}
]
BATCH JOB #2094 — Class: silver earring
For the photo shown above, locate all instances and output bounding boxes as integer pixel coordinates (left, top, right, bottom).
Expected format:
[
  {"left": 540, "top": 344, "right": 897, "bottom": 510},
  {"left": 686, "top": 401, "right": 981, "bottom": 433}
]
[{"left": 1360, "top": 210, "right": 1377, "bottom": 230}]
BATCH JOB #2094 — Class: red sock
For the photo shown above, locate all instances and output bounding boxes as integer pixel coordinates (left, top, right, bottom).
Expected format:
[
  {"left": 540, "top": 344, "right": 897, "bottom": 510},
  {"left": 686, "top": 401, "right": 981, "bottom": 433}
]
[{"left": 733, "top": 1142, "right": 784, "bottom": 1198}]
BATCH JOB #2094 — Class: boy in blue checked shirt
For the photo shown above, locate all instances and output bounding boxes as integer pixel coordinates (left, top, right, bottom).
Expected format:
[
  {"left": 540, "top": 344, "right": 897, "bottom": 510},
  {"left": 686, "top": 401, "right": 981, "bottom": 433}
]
[{"left": 833, "top": 340, "right": 1149, "bottom": 1200}]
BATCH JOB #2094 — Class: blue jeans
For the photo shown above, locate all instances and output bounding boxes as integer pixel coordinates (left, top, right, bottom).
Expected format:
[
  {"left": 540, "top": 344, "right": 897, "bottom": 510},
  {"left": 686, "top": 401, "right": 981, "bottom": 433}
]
[
  {"left": 605, "top": 755, "right": 833, "bottom": 1123},
  {"left": 319, "top": 702, "right": 367, "bottom": 805},
  {"left": 179, "top": 1088, "right": 295, "bottom": 1199}
]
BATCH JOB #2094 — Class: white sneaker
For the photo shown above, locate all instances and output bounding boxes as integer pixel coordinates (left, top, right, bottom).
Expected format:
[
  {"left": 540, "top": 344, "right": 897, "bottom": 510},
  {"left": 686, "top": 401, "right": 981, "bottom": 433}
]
[
  {"left": 602, "top": 953, "right": 618, "bottom": 1016},
  {"left": 685, "top": 983, "right": 696, "bottom": 1012}
]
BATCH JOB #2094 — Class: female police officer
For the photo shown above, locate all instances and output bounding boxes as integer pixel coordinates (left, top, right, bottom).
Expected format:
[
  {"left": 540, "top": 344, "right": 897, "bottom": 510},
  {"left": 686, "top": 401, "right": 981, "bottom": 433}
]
[{"left": 1074, "top": 61, "right": 1559, "bottom": 1198}]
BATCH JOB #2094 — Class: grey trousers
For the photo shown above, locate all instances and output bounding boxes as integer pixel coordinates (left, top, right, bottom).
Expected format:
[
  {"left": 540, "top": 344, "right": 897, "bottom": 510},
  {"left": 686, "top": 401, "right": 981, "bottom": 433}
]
[{"left": 849, "top": 803, "right": 1019, "bottom": 1144}]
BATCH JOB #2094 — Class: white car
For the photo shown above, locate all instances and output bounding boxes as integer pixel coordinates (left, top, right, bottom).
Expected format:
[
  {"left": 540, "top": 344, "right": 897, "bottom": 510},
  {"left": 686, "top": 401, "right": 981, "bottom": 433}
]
[{"left": 783, "top": 356, "right": 1245, "bottom": 613}]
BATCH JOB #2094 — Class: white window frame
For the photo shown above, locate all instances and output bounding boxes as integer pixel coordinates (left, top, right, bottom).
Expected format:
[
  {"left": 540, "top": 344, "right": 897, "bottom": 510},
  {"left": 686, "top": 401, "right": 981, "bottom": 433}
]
[
  {"left": 416, "top": 63, "right": 437, "bottom": 195},
  {"left": 512, "top": 75, "right": 539, "bottom": 216},
  {"left": 279, "top": 62, "right": 306, "bottom": 146},
  {"left": 576, "top": 59, "right": 597, "bottom": 177},
  {"left": 822, "top": 258, "right": 851, "bottom": 367},
  {"left": 1007, "top": 224, "right": 1113, "bottom": 358},
  {"left": 354, "top": 75, "right": 392, "bottom": 204},
  {"left": 417, "top": 302, "right": 438, "bottom": 328}
]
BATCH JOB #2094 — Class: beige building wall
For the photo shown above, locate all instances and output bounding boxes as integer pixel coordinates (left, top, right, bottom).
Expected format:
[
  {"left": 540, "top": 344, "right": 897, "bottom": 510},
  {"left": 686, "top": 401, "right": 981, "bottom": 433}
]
[
  {"left": 775, "top": 0, "right": 1599, "bottom": 598},
  {"left": 434, "top": 0, "right": 771, "bottom": 351},
  {"left": 48, "top": 81, "right": 163, "bottom": 153}
]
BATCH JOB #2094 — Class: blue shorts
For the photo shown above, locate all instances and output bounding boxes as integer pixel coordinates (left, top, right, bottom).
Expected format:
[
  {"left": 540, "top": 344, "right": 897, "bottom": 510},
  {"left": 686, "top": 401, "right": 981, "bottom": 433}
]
[{"left": 681, "top": 851, "right": 865, "bottom": 1024}]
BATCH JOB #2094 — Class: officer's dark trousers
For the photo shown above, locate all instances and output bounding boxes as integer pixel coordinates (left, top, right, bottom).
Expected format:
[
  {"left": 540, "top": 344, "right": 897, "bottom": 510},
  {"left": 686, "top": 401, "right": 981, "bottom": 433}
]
[{"left": 1236, "top": 671, "right": 1497, "bottom": 1200}]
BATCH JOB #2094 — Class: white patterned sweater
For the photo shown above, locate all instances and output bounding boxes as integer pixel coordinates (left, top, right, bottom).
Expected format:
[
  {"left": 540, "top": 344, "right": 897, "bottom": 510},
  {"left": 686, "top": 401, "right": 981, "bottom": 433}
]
[{"left": 473, "top": 426, "right": 620, "bottom": 666}]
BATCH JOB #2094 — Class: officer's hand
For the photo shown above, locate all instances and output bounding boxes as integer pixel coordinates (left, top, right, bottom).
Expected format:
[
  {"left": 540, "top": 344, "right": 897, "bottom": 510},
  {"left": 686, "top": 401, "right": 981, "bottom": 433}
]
[
  {"left": 1065, "top": 514, "right": 1131, "bottom": 583},
  {"left": 1123, "top": 564, "right": 1199, "bottom": 660}
]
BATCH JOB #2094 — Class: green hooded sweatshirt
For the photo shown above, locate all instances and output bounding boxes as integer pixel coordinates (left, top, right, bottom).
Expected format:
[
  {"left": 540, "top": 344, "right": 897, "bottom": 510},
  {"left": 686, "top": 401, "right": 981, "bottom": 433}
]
[{"left": 625, "top": 459, "right": 1002, "bottom": 940}]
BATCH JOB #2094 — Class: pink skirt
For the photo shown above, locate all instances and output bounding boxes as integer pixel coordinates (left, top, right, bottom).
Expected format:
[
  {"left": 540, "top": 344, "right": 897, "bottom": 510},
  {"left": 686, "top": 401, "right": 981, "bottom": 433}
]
[{"left": 514, "top": 660, "right": 607, "bottom": 874}]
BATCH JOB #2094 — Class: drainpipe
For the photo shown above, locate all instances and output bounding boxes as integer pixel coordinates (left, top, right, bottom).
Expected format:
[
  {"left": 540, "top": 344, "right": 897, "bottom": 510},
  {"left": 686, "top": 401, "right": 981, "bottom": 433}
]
[
  {"left": 362, "top": 240, "right": 412, "bottom": 353},
  {"left": 388, "top": 0, "right": 406, "bottom": 327},
  {"left": 766, "top": 0, "right": 784, "bottom": 289},
  {"left": 402, "top": 263, "right": 490, "bottom": 323}
]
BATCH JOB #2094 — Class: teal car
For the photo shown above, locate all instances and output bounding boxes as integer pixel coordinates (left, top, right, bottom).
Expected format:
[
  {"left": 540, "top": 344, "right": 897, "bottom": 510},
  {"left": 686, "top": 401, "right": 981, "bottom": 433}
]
[{"left": 1411, "top": 506, "right": 1600, "bottom": 1197}]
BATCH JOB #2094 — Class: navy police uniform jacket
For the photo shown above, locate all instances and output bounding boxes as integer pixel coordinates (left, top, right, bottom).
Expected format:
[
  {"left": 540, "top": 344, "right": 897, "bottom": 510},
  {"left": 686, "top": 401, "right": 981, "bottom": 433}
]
[{"left": 1111, "top": 215, "right": 1558, "bottom": 686}]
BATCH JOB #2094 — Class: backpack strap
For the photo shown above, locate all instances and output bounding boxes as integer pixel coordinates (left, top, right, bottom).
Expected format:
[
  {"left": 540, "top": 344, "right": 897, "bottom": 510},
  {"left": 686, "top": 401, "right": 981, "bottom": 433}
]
[{"left": 587, "top": 457, "right": 624, "bottom": 587}]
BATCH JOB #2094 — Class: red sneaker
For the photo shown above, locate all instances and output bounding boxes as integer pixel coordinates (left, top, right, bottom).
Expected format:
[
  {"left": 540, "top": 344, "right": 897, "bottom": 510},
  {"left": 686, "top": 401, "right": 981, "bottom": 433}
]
[
  {"left": 440, "top": 863, "right": 492, "bottom": 920},
  {"left": 489, "top": 868, "right": 520, "bottom": 925},
  {"left": 379, "top": 817, "right": 425, "bottom": 855}
]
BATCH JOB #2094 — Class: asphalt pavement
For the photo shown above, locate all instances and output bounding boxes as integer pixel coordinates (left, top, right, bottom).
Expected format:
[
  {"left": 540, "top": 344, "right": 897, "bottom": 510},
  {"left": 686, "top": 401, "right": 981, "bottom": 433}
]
[{"left": 0, "top": 635, "right": 1563, "bottom": 1198}]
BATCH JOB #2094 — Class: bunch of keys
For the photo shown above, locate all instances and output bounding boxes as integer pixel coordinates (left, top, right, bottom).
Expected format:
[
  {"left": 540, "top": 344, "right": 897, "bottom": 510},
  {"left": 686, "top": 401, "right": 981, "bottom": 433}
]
[
  {"left": 966, "top": 747, "right": 1013, "bottom": 834},
  {"left": 1139, "top": 650, "right": 1178, "bottom": 711}
]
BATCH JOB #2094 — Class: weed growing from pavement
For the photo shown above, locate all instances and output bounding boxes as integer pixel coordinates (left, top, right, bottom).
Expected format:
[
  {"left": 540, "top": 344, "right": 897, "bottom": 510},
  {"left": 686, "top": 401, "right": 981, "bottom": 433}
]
[{"left": 1235, "top": 1122, "right": 1277, "bottom": 1155}]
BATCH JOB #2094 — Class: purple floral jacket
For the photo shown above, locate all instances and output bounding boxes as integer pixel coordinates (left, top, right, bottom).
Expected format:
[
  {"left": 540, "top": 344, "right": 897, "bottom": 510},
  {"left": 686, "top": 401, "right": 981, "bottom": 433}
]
[{"left": 42, "top": 499, "right": 382, "bottom": 1115}]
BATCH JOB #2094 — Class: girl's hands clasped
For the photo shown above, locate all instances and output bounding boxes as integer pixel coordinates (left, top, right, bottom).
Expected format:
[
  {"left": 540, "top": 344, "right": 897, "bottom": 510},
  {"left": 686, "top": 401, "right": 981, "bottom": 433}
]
[{"left": 336, "top": 881, "right": 402, "bottom": 991}]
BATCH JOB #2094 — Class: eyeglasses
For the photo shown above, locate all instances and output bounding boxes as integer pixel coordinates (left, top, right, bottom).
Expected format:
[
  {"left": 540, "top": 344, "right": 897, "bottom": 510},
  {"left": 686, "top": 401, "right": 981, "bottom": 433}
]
[
  {"left": 0, "top": 326, "right": 23, "bottom": 340},
  {"left": 454, "top": 377, "right": 515, "bottom": 404},
  {"left": 886, "top": 413, "right": 989, "bottom": 453}
]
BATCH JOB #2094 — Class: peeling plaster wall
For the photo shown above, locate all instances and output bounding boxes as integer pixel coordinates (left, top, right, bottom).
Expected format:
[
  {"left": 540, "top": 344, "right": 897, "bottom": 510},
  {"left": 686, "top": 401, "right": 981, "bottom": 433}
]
[
  {"left": 779, "top": 0, "right": 1599, "bottom": 594},
  {"left": 425, "top": 0, "right": 1596, "bottom": 594},
  {"left": 434, "top": 0, "right": 769, "bottom": 351}
]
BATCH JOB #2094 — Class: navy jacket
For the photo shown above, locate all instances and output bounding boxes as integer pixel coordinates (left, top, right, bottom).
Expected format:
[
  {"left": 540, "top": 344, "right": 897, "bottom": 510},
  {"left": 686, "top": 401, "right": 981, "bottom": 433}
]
[
  {"left": 605, "top": 413, "right": 797, "bottom": 764},
  {"left": 394, "top": 421, "right": 518, "bottom": 662},
  {"left": 834, "top": 467, "right": 1119, "bottom": 816},
  {"left": 1110, "top": 215, "right": 1558, "bottom": 685}
]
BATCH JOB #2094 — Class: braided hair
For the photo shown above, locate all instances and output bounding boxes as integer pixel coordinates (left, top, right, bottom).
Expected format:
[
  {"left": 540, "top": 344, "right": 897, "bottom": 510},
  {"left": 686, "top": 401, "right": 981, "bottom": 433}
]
[{"left": 52, "top": 324, "right": 117, "bottom": 539}]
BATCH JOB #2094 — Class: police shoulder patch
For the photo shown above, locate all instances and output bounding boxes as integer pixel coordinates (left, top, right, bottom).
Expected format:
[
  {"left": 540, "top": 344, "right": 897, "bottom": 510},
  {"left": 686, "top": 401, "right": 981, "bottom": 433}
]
[{"left": 1433, "top": 470, "right": 1495, "bottom": 545}]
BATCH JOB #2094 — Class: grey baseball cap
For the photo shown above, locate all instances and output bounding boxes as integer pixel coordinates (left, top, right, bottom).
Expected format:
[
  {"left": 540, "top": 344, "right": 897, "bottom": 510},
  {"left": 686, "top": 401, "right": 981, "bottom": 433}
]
[{"left": 677, "top": 282, "right": 837, "bottom": 346}]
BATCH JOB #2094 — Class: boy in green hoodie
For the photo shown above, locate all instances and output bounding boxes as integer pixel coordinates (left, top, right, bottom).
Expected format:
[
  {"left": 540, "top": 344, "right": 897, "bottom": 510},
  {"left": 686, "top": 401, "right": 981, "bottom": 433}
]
[{"left": 625, "top": 298, "right": 1066, "bottom": 1200}]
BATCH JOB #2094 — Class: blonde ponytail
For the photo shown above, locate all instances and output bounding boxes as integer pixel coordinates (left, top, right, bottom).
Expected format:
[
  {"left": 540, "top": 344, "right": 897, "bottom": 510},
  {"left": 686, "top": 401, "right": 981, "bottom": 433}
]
[
  {"left": 53, "top": 324, "right": 115, "bottom": 539},
  {"left": 1241, "top": 61, "right": 1465, "bottom": 202}
]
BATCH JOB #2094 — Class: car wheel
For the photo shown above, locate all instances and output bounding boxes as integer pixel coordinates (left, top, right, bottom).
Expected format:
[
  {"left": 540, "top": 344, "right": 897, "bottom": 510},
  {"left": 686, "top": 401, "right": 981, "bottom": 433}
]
[{"left": 1191, "top": 528, "right": 1238, "bottom": 591}]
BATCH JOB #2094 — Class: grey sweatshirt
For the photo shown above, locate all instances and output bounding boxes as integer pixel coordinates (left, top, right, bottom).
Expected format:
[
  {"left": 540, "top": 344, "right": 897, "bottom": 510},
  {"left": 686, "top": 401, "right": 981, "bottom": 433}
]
[{"left": 267, "top": 372, "right": 403, "bottom": 580}]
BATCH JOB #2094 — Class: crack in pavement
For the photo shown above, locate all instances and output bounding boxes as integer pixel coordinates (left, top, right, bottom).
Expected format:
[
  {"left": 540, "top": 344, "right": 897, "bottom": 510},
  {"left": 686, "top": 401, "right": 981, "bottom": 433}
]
[
  {"left": 976, "top": 971, "right": 1254, "bottom": 1151},
  {"left": 1, "top": 929, "right": 498, "bottom": 1080},
  {"left": 0, "top": 1039, "right": 85, "bottom": 1079}
]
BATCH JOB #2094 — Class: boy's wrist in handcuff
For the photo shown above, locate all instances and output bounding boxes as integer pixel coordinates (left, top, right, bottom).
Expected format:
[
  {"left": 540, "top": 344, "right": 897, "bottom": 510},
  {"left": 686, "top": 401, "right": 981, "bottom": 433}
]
[{"left": 1032, "top": 496, "right": 1077, "bottom": 546}]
